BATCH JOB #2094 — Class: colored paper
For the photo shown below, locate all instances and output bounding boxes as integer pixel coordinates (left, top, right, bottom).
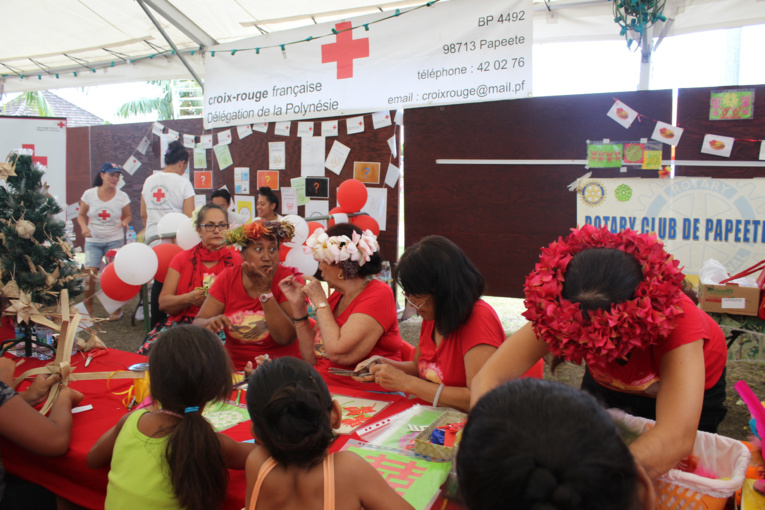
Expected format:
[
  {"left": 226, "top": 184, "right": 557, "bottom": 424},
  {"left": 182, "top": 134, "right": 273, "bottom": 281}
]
[
  {"left": 346, "top": 116, "right": 365, "bottom": 134},
  {"left": 257, "top": 170, "right": 279, "bottom": 190},
  {"left": 701, "top": 134, "right": 735, "bottom": 157},
  {"left": 194, "top": 171, "right": 212, "bottom": 189},
  {"left": 623, "top": 143, "right": 645, "bottom": 164},
  {"left": 332, "top": 394, "right": 390, "bottom": 434},
  {"left": 587, "top": 143, "right": 623, "bottom": 168},
  {"left": 281, "top": 187, "right": 298, "bottom": 215},
  {"left": 234, "top": 167, "right": 250, "bottom": 194},
  {"left": 353, "top": 161, "right": 381, "bottom": 184},
  {"left": 607, "top": 100, "right": 638, "bottom": 129},
  {"left": 305, "top": 177, "right": 329, "bottom": 198},
  {"left": 235, "top": 196, "right": 255, "bottom": 224},
  {"left": 203, "top": 400, "right": 250, "bottom": 432},
  {"left": 651, "top": 121, "right": 684, "bottom": 147},
  {"left": 194, "top": 147, "right": 207, "bottom": 169},
  {"left": 372, "top": 111, "right": 392, "bottom": 129},
  {"left": 298, "top": 121, "right": 315, "bottom": 137},
  {"left": 213, "top": 143, "right": 233, "bottom": 169},
  {"left": 710, "top": 89, "right": 754, "bottom": 120},
  {"left": 322, "top": 120, "right": 338, "bottom": 137},
  {"left": 291, "top": 177, "right": 308, "bottom": 206},
  {"left": 642, "top": 151, "right": 662, "bottom": 170},
  {"left": 325, "top": 141, "right": 350, "bottom": 175},
  {"left": 269, "top": 141, "right": 285, "bottom": 170}
]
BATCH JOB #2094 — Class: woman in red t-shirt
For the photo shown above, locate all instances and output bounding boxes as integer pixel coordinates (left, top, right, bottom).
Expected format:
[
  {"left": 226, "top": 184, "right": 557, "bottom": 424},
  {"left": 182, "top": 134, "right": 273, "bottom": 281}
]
[
  {"left": 355, "top": 236, "right": 507, "bottom": 411},
  {"left": 193, "top": 220, "right": 302, "bottom": 370},
  {"left": 138, "top": 203, "right": 240, "bottom": 354},
  {"left": 471, "top": 225, "right": 728, "bottom": 480},
  {"left": 279, "top": 223, "right": 401, "bottom": 392}
]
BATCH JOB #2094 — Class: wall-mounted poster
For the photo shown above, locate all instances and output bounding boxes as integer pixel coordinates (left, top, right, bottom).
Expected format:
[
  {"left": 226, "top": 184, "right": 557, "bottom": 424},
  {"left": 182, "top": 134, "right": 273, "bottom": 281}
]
[
  {"left": 353, "top": 162, "right": 381, "bottom": 184},
  {"left": 305, "top": 177, "right": 329, "bottom": 198},
  {"left": 257, "top": 170, "right": 279, "bottom": 190},
  {"left": 709, "top": 89, "right": 754, "bottom": 120}
]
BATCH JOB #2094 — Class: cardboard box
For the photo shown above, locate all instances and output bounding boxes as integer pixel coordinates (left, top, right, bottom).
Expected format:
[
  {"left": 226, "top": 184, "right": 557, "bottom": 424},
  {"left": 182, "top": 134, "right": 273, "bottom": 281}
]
[{"left": 698, "top": 283, "right": 761, "bottom": 316}]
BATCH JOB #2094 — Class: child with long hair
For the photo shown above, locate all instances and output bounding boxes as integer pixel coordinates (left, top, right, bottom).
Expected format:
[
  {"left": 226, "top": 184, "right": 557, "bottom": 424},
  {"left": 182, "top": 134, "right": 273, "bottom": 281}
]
[
  {"left": 244, "top": 357, "right": 413, "bottom": 510},
  {"left": 87, "top": 325, "right": 254, "bottom": 510}
]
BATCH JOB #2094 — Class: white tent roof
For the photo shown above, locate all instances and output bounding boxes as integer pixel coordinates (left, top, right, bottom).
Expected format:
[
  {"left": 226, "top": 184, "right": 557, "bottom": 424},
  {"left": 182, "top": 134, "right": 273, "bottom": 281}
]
[{"left": 3, "top": 0, "right": 764, "bottom": 93}]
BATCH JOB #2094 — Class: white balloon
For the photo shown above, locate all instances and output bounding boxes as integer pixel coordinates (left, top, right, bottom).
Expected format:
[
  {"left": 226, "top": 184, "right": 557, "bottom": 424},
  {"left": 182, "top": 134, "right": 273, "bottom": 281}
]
[
  {"left": 284, "top": 248, "right": 318, "bottom": 277},
  {"left": 282, "top": 215, "right": 309, "bottom": 247},
  {"left": 114, "top": 243, "right": 159, "bottom": 285},
  {"left": 176, "top": 218, "right": 202, "bottom": 250},
  {"left": 157, "top": 212, "right": 189, "bottom": 236}
]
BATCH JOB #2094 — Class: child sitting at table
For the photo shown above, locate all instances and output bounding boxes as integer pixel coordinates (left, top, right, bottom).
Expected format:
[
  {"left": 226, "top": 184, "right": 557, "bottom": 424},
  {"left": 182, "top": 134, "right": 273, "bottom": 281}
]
[
  {"left": 458, "top": 378, "right": 655, "bottom": 510},
  {"left": 244, "top": 357, "right": 413, "bottom": 510},
  {"left": 0, "top": 357, "right": 83, "bottom": 509},
  {"left": 87, "top": 325, "right": 254, "bottom": 510}
]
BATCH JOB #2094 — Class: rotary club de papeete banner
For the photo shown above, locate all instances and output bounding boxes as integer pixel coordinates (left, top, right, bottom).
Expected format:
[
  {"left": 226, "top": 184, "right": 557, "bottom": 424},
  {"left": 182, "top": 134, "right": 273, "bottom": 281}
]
[
  {"left": 203, "top": 0, "right": 532, "bottom": 128},
  {"left": 576, "top": 177, "right": 765, "bottom": 276}
]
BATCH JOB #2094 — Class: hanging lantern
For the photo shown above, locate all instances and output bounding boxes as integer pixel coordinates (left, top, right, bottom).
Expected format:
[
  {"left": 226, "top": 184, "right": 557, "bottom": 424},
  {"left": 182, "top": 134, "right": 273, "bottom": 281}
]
[{"left": 611, "top": 0, "right": 667, "bottom": 47}]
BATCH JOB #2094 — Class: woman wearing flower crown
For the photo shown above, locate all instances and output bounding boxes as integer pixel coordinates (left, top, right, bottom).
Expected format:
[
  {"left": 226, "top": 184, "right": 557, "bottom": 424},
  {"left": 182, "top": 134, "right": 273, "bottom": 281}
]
[
  {"left": 471, "top": 225, "right": 728, "bottom": 479},
  {"left": 193, "top": 220, "right": 302, "bottom": 370},
  {"left": 278, "top": 223, "right": 402, "bottom": 391}
]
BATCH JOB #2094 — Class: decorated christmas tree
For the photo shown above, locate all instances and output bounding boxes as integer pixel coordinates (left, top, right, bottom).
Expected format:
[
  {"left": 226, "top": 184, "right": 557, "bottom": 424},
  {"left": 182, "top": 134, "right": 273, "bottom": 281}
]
[{"left": 0, "top": 152, "right": 83, "bottom": 327}]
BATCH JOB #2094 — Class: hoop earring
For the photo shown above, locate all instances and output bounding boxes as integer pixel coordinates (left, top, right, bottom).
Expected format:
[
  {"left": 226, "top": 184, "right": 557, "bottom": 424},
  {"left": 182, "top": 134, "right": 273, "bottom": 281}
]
[{"left": 337, "top": 272, "right": 344, "bottom": 280}]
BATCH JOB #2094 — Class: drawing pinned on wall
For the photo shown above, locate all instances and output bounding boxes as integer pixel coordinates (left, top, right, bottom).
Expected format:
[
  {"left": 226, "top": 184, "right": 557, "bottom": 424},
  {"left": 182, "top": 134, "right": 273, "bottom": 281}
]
[
  {"left": 274, "top": 121, "right": 292, "bottom": 136},
  {"left": 607, "top": 100, "right": 638, "bottom": 129},
  {"left": 236, "top": 195, "right": 255, "bottom": 224},
  {"left": 269, "top": 141, "right": 286, "bottom": 170},
  {"left": 194, "top": 171, "right": 212, "bottom": 190},
  {"left": 325, "top": 141, "right": 351, "bottom": 175},
  {"left": 710, "top": 89, "right": 754, "bottom": 120},
  {"left": 322, "top": 120, "right": 338, "bottom": 137},
  {"left": 651, "top": 121, "right": 684, "bottom": 146},
  {"left": 281, "top": 187, "right": 298, "bottom": 215},
  {"left": 257, "top": 170, "right": 279, "bottom": 190},
  {"left": 305, "top": 177, "right": 329, "bottom": 198},
  {"left": 251, "top": 122, "right": 269, "bottom": 133},
  {"left": 213, "top": 143, "right": 233, "bottom": 169},
  {"left": 587, "top": 143, "right": 623, "bottom": 168},
  {"left": 298, "top": 122, "right": 315, "bottom": 137},
  {"left": 236, "top": 124, "right": 252, "bottom": 140},
  {"left": 701, "top": 134, "right": 735, "bottom": 157},
  {"left": 353, "top": 161, "right": 381, "bottom": 183},
  {"left": 194, "top": 147, "right": 207, "bottom": 169},
  {"left": 346, "top": 116, "right": 365, "bottom": 134}
]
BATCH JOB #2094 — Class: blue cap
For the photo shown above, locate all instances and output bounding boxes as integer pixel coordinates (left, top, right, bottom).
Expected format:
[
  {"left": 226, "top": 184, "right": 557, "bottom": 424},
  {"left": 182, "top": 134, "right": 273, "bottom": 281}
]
[{"left": 100, "top": 162, "right": 122, "bottom": 174}]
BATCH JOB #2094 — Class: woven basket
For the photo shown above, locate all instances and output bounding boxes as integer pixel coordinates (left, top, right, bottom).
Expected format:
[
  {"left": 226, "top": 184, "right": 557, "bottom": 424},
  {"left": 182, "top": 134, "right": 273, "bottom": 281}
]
[
  {"left": 413, "top": 410, "right": 467, "bottom": 461},
  {"left": 609, "top": 410, "right": 751, "bottom": 510}
]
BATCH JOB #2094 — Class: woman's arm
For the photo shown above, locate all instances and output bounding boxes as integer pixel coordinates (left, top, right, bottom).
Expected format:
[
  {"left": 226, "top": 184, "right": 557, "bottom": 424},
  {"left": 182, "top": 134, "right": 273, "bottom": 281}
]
[
  {"left": 158, "top": 267, "right": 206, "bottom": 315},
  {"left": 315, "top": 309, "right": 385, "bottom": 366},
  {"left": 218, "top": 433, "right": 256, "bottom": 470},
  {"left": 77, "top": 201, "right": 91, "bottom": 238},
  {"left": 121, "top": 204, "right": 132, "bottom": 229},
  {"left": 140, "top": 196, "right": 147, "bottom": 229},
  {"left": 260, "top": 298, "right": 298, "bottom": 345},
  {"left": 192, "top": 295, "right": 232, "bottom": 334},
  {"left": 470, "top": 323, "right": 550, "bottom": 408},
  {"left": 629, "top": 340, "right": 705, "bottom": 479},
  {"left": 87, "top": 411, "right": 130, "bottom": 468},
  {"left": 182, "top": 196, "right": 195, "bottom": 217}
]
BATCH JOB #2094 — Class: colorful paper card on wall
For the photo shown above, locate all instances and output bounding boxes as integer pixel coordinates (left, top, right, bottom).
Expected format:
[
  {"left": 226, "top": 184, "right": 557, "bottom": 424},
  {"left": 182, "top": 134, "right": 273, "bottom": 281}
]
[
  {"left": 193, "top": 147, "right": 207, "bottom": 169},
  {"left": 290, "top": 177, "right": 308, "bottom": 206},
  {"left": 607, "top": 100, "right": 638, "bottom": 129},
  {"left": 353, "top": 161, "right": 381, "bottom": 183},
  {"left": 234, "top": 167, "right": 250, "bottom": 194},
  {"left": 623, "top": 143, "right": 645, "bottom": 164},
  {"left": 710, "top": 89, "right": 754, "bottom": 120},
  {"left": 305, "top": 177, "right": 329, "bottom": 198},
  {"left": 194, "top": 171, "right": 212, "bottom": 189},
  {"left": 325, "top": 141, "right": 351, "bottom": 175},
  {"left": 236, "top": 196, "right": 255, "bottom": 224},
  {"left": 344, "top": 441, "right": 450, "bottom": 510},
  {"left": 651, "top": 121, "right": 684, "bottom": 146},
  {"left": 332, "top": 394, "right": 390, "bottom": 434},
  {"left": 257, "top": 170, "right": 279, "bottom": 190},
  {"left": 642, "top": 151, "right": 662, "bottom": 169},
  {"left": 587, "top": 144, "right": 623, "bottom": 168},
  {"left": 701, "top": 134, "right": 735, "bottom": 157},
  {"left": 213, "top": 143, "right": 233, "bottom": 170}
]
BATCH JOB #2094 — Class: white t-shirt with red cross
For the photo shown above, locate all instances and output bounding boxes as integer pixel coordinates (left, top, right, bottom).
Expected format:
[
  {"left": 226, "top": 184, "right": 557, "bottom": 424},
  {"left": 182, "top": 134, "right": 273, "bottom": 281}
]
[
  {"left": 141, "top": 171, "right": 195, "bottom": 239},
  {"left": 80, "top": 187, "right": 131, "bottom": 243}
]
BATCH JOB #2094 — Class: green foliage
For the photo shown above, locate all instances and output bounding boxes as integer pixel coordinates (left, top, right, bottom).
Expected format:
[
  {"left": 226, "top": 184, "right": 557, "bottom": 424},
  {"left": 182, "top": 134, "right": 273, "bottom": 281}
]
[{"left": 0, "top": 154, "right": 83, "bottom": 307}]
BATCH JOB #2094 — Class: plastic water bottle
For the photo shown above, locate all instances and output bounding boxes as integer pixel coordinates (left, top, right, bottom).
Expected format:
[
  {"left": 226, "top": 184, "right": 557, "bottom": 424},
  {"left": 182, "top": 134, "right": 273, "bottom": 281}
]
[{"left": 126, "top": 226, "right": 136, "bottom": 244}]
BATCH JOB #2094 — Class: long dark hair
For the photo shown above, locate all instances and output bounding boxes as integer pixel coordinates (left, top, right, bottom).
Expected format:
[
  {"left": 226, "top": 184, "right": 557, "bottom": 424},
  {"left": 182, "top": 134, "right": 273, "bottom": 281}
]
[
  {"left": 246, "top": 357, "right": 335, "bottom": 468},
  {"left": 149, "top": 325, "right": 233, "bottom": 510},
  {"left": 165, "top": 140, "right": 189, "bottom": 166},
  {"left": 395, "top": 235, "right": 484, "bottom": 336},
  {"left": 459, "top": 379, "right": 641, "bottom": 510}
]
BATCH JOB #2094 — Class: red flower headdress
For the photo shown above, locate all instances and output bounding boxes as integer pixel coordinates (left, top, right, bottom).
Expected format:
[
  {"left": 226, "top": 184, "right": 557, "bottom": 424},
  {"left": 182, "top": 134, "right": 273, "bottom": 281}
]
[{"left": 522, "top": 225, "right": 685, "bottom": 369}]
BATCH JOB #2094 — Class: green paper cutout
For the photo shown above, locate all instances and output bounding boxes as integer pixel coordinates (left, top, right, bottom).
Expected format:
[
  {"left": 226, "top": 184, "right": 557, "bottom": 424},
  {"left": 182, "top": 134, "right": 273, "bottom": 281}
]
[{"left": 587, "top": 144, "right": 623, "bottom": 168}]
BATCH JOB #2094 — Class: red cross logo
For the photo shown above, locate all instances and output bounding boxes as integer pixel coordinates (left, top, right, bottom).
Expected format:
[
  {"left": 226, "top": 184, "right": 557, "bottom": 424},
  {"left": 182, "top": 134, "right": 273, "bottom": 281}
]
[
  {"left": 321, "top": 22, "right": 369, "bottom": 79},
  {"left": 153, "top": 188, "right": 166, "bottom": 202},
  {"left": 57, "top": 121, "right": 66, "bottom": 128},
  {"left": 98, "top": 209, "right": 111, "bottom": 221}
]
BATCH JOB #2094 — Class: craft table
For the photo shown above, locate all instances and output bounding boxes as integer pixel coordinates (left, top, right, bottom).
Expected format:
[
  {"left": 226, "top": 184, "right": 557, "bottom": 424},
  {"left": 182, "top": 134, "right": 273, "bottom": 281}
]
[{"left": 0, "top": 348, "right": 427, "bottom": 510}]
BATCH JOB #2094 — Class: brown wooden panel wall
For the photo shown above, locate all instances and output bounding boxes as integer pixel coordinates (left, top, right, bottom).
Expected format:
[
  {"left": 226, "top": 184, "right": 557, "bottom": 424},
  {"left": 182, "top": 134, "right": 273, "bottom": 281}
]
[
  {"left": 65, "top": 126, "right": 91, "bottom": 249},
  {"left": 404, "top": 90, "right": 673, "bottom": 298},
  {"left": 73, "top": 115, "right": 401, "bottom": 262},
  {"left": 676, "top": 85, "right": 765, "bottom": 178}
]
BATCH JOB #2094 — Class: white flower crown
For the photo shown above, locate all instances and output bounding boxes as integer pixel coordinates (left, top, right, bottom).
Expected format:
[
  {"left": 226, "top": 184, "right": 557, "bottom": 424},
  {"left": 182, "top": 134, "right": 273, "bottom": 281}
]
[{"left": 303, "top": 227, "right": 379, "bottom": 266}]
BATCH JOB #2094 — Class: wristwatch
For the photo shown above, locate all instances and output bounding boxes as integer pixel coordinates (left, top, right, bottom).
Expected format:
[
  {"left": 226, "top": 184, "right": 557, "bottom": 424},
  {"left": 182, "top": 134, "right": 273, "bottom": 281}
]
[{"left": 259, "top": 292, "right": 273, "bottom": 303}]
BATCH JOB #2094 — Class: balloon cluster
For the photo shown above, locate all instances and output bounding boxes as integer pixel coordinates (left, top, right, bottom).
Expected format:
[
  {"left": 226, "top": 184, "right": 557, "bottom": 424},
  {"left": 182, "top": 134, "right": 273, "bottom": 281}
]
[{"left": 280, "top": 178, "right": 379, "bottom": 277}]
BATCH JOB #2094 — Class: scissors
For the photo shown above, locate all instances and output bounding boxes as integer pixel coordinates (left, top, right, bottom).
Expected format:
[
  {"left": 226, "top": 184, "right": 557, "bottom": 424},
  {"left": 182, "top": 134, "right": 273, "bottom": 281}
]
[{"left": 85, "top": 348, "right": 108, "bottom": 367}]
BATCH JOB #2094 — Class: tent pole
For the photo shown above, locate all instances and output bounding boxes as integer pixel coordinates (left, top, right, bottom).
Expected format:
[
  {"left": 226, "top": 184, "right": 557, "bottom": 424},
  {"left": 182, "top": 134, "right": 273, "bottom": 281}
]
[
  {"left": 135, "top": 0, "right": 204, "bottom": 91},
  {"left": 638, "top": 32, "right": 652, "bottom": 91}
]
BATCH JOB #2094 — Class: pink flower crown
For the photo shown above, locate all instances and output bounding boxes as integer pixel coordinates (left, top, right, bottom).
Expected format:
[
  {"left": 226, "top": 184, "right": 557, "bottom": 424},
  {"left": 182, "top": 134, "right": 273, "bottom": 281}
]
[
  {"left": 523, "top": 225, "right": 685, "bottom": 369},
  {"left": 303, "top": 228, "right": 379, "bottom": 266}
]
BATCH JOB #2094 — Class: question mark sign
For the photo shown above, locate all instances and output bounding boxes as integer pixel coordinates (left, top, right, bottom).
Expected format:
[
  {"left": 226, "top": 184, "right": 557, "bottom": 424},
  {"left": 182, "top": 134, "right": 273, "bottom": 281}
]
[
  {"left": 201, "top": 174, "right": 206, "bottom": 185},
  {"left": 364, "top": 166, "right": 370, "bottom": 178},
  {"left": 314, "top": 182, "right": 320, "bottom": 193},
  {"left": 265, "top": 175, "right": 270, "bottom": 185}
]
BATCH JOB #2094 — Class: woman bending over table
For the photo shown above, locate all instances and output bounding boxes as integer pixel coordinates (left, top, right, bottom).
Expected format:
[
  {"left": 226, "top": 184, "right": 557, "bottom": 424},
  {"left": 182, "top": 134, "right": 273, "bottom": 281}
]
[
  {"left": 471, "top": 225, "right": 728, "bottom": 479},
  {"left": 355, "top": 235, "right": 505, "bottom": 411},
  {"left": 279, "top": 223, "right": 402, "bottom": 392},
  {"left": 138, "top": 203, "right": 240, "bottom": 354},
  {"left": 193, "top": 220, "right": 301, "bottom": 370}
]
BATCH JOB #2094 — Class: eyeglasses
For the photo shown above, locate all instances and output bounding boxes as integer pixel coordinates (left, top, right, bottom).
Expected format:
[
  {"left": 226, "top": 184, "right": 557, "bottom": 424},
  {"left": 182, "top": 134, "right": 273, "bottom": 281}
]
[
  {"left": 199, "top": 223, "right": 229, "bottom": 232},
  {"left": 405, "top": 294, "right": 431, "bottom": 311}
]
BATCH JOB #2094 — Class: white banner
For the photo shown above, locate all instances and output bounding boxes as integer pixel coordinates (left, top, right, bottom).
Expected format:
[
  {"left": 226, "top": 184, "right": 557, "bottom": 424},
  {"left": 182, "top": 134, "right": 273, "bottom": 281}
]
[
  {"left": 204, "top": 0, "right": 532, "bottom": 128},
  {"left": 576, "top": 178, "right": 765, "bottom": 276}
]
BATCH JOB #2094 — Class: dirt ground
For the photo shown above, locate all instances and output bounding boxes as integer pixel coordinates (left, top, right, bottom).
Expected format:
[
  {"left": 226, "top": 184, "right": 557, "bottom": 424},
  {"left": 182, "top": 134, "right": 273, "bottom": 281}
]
[{"left": 89, "top": 293, "right": 763, "bottom": 441}]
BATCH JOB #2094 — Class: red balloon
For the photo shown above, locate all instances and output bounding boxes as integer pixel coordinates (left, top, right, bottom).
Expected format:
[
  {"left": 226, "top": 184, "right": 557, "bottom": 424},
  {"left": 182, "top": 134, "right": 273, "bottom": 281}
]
[
  {"left": 100, "top": 263, "right": 141, "bottom": 301},
  {"left": 279, "top": 243, "right": 290, "bottom": 262},
  {"left": 306, "top": 221, "right": 323, "bottom": 237},
  {"left": 336, "top": 179, "right": 368, "bottom": 213},
  {"left": 351, "top": 215, "right": 380, "bottom": 236},
  {"left": 328, "top": 206, "right": 349, "bottom": 227},
  {"left": 152, "top": 243, "right": 184, "bottom": 283}
]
